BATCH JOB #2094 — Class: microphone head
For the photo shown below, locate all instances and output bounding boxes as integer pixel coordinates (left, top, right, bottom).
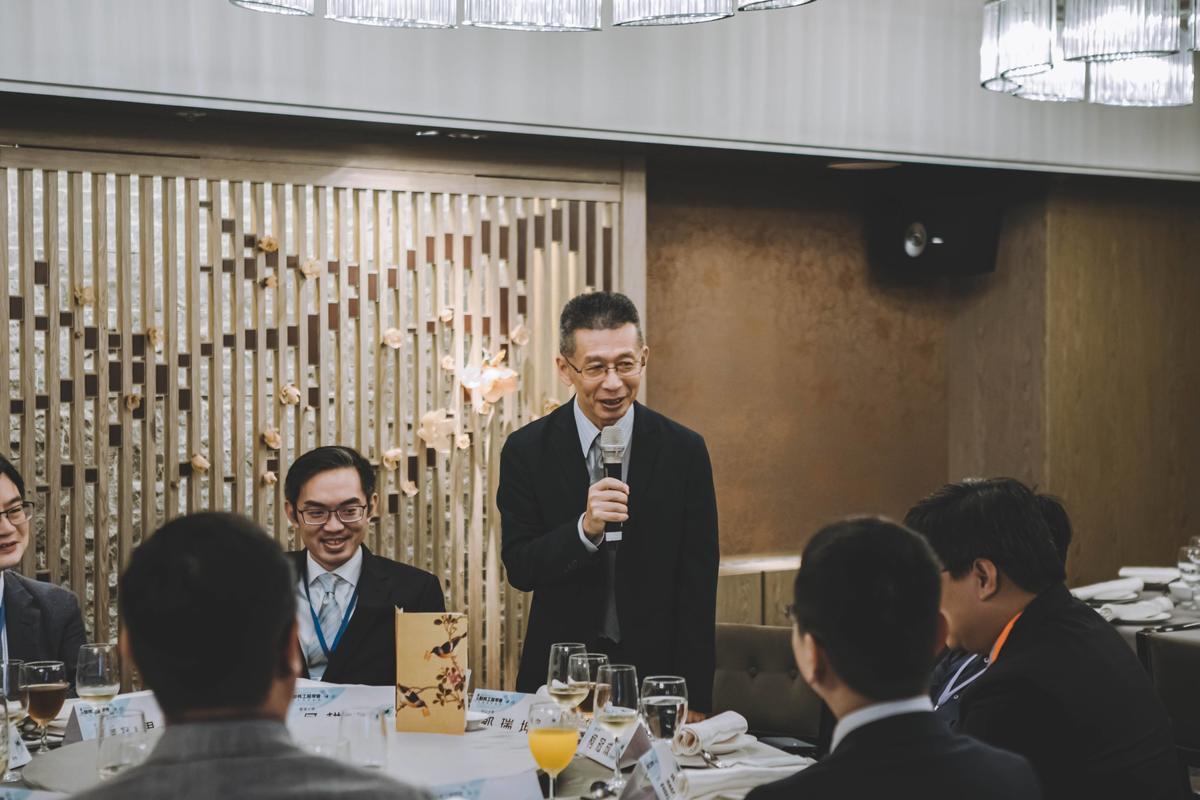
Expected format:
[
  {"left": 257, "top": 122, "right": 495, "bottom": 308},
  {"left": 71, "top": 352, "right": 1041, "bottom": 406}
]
[{"left": 600, "top": 425, "right": 626, "bottom": 462}]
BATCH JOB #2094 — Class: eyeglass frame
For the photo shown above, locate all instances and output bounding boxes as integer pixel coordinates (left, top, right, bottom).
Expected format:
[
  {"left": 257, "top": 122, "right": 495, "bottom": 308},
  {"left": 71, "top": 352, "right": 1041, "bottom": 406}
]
[
  {"left": 294, "top": 504, "right": 370, "bottom": 527},
  {"left": 0, "top": 502, "right": 34, "bottom": 526},
  {"left": 561, "top": 354, "right": 646, "bottom": 382}
]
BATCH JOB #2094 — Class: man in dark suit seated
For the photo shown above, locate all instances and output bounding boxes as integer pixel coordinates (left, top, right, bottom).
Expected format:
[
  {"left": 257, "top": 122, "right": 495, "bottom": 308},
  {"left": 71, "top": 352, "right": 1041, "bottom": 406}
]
[
  {"left": 930, "top": 492, "right": 1074, "bottom": 729},
  {"left": 498, "top": 292, "right": 718, "bottom": 718},
  {"left": 906, "top": 478, "right": 1185, "bottom": 800},
  {"left": 73, "top": 512, "right": 430, "bottom": 800},
  {"left": 0, "top": 456, "right": 86, "bottom": 686},
  {"left": 284, "top": 446, "right": 444, "bottom": 686},
  {"left": 747, "top": 517, "right": 1040, "bottom": 800}
]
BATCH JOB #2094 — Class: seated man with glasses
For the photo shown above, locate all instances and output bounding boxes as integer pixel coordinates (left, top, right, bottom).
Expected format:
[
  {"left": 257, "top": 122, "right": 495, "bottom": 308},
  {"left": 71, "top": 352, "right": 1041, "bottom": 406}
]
[
  {"left": 0, "top": 456, "right": 86, "bottom": 688},
  {"left": 284, "top": 446, "right": 444, "bottom": 685},
  {"left": 498, "top": 291, "right": 719, "bottom": 720}
]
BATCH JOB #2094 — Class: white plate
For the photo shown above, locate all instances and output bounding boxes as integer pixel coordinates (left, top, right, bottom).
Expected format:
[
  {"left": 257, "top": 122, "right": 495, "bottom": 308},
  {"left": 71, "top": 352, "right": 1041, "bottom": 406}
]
[
  {"left": 1113, "top": 611, "right": 1172, "bottom": 624},
  {"left": 1093, "top": 590, "right": 1140, "bottom": 602}
]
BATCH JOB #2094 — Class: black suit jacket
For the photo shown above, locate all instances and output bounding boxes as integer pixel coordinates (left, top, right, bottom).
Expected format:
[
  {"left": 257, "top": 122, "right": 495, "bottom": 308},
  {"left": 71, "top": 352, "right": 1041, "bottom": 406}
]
[
  {"left": 497, "top": 400, "right": 719, "bottom": 712},
  {"left": 288, "top": 546, "right": 445, "bottom": 686},
  {"left": 959, "top": 583, "right": 1185, "bottom": 800},
  {"left": 5, "top": 571, "right": 87, "bottom": 691},
  {"left": 746, "top": 711, "right": 1041, "bottom": 800}
]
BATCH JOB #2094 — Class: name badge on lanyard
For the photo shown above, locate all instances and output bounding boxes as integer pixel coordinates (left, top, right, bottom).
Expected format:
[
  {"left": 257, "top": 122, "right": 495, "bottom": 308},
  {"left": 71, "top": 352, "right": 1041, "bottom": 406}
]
[{"left": 304, "top": 565, "right": 360, "bottom": 661}]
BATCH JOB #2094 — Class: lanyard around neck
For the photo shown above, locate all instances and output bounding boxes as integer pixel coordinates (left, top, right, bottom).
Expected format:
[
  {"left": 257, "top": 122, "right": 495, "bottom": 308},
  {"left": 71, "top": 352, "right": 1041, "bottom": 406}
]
[
  {"left": 935, "top": 654, "right": 988, "bottom": 709},
  {"left": 303, "top": 563, "right": 359, "bottom": 661}
]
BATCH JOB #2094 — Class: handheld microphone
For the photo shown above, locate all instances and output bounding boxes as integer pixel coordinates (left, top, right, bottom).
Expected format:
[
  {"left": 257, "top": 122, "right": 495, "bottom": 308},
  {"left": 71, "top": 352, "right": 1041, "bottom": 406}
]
[{"left": 599, "top": 425, "right": 626, "bottom": 546}]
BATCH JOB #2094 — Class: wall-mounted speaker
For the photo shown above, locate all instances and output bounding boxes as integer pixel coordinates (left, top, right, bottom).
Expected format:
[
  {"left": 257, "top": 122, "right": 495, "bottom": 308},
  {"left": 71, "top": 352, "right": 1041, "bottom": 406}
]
[{"left": 866, "top": 193, "right": 1003, "bottom": 279}]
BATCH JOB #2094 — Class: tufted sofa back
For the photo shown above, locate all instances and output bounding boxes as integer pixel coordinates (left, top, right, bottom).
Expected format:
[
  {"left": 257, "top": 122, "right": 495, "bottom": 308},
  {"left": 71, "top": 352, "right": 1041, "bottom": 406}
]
[{"left": 711, "top": 623, "right": 823, "bottom": 740}]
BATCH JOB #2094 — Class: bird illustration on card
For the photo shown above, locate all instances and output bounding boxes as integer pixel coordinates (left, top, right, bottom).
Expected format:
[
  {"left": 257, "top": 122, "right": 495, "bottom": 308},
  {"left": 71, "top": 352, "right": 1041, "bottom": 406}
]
[{"left": 395, "top": 611, "right": 469, "bottom": 734}]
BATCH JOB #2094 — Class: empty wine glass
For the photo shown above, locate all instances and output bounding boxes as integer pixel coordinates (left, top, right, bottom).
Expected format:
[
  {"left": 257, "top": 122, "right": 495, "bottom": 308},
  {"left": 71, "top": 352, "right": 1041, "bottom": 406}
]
[
  {"left": 21, "top": 661, "right": 67, "bottom": 754},
  {"left": 639, "top": 675, "right": 688, "bottom": 741},
  {"left": 546, "top": 643, "right": 587, "bottom": 710},
  {"left": 77, "top": 644, "right": 121, "bottom": 710},
  {"left": 594, "top": 664, "right": 639, "bottom": 791},
  {"left": 568, "top": 652, "right": 608, "bottom": 716}
]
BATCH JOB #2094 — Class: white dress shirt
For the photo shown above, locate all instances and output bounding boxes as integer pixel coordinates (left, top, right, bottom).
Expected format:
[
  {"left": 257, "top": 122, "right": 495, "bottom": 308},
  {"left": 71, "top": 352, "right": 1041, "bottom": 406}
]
[
  {"left": 296, "top": 547, "right": 363, "bottom": 680},
  {"left": 574, "top": 399, "right": 635, "bottom": 552},
  {"left": 830, "top": 695, "right": 934, "bottom": 753}
]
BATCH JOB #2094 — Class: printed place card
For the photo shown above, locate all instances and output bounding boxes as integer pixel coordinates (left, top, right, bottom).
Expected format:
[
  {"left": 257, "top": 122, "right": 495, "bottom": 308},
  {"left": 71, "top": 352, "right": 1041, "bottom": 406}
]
[
  {"left": 578, "top": 715, "right": 650, "bottom": 769},
  {"left": 467, "top": 690, "right": 538, "bottom": 734},
  {"left": 64, "top": 692, "right": 163, "bottom": 744},
  {"left": 395, "top": 611, "right": 469, "bottom": 735},
  {"left": 637, "top": 741, "right": 686, "bottom": 800},
  {"left": 430, "top": 769, "right": 543, "bottom": 800},
  {"left": 287, "top": 684, "right": 396, "bottom": 736}
]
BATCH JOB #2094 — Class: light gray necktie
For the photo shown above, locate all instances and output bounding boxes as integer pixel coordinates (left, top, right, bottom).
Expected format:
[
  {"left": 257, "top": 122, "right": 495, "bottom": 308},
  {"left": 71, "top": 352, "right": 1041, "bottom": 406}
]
[
  {"left": 588, "top": 433, "right": 622, "bottom": 643},
  {"left": 305, "top": 572, "right": 342, "bottom": 676}
]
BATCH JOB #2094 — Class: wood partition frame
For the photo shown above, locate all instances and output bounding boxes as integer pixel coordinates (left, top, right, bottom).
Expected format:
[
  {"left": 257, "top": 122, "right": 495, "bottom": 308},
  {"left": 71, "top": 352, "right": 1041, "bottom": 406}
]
[{"left": 0, "top": 112, "right": 647, "bottom": 692}]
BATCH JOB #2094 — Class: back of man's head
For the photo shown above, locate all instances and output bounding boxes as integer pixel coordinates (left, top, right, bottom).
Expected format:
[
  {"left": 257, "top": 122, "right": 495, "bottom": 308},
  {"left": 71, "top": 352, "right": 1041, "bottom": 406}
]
[
  {"left": 904, "top": 477, "right": 1066, "bottom": 594},
  {"left": 793, "top": 517, "right": 942, "bottom": 701},
  {"left": 1036, "top": 493, "right": 1072, "bottom": 568},
  {"left": 119, "top": 512, "right": 296, "bottom": 719}
]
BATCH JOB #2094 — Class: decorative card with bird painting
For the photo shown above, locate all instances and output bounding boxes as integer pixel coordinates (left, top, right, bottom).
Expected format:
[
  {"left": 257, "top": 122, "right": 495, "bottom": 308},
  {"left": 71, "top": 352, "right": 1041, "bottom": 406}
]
[{"left": 395, "top": 610, "right": 469, "bottom": 734}]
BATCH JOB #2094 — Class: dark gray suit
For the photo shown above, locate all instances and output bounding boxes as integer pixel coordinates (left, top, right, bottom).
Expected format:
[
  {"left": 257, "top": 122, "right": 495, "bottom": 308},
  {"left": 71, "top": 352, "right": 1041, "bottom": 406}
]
[
  {"left": 5, "top": 570, "right": 86, "bottom": 688},
  {"left": 70, "top": 719, "right": 433, "bottom": 800}
]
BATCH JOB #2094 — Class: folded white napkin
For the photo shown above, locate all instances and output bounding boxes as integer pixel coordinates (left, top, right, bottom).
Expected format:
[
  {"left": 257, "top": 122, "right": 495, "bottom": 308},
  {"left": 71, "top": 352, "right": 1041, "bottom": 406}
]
[
  {"left": 685, "top": 762, "right": 811, "bottom": 800},
  {"left": 1118, "top": 567, "right": 1181, "bottom": 583},
  {"left": 673, "top": 711, "right": 749, "bottom": 757},
  {"left": 678, "top": 750, "right": 809, "bottom": 770},
  {"left": 1071, "top": 577, "right": 1144, "bottom": 600},
  {"left": 1100, "top": 596, "right": 1174, "bottom": 622}
]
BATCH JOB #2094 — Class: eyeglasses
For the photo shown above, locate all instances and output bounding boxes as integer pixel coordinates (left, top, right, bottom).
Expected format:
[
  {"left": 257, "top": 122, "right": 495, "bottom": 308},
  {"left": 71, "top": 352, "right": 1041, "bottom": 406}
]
[
  {"left": 0, "top": 502, "right": 33, "bottom": 526},
  {"left": 295, "top": 505, "right": 368, "bottom": 526},
  {"left": 562, "top": 356, "right": 645, "bottom": 382},
  {"left": 784, "top": 604, "right": 797, "bottom": 624}
]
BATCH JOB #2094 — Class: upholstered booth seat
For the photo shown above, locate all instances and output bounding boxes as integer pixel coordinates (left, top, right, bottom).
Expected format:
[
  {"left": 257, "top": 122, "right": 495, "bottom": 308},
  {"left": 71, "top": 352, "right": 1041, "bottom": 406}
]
[
  {"left": 1137, "top": 626, "right": 1200, "bottom": 774},
  {"left": 712, "top": 623, "right": 823, "bottom": 742}
]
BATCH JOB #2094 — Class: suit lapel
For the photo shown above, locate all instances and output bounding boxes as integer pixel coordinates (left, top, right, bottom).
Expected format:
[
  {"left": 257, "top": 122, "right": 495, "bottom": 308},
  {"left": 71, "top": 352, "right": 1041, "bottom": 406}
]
[
  {"left": 625, "top": 402, "right": 664, "bottom": 542},
  {"left": 325, "top": 547, "right": 389, "bottom": 677},
  {"left": 4, "top": 573, "right": 40, "bottom": 662},
  {"left": 551, "top": 399, "right": 591, "bottom": 508}
]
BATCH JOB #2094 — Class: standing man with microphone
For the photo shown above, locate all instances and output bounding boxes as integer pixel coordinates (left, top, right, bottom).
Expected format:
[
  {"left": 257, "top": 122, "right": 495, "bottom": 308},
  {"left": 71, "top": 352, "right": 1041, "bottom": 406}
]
[{"left": 498, "top": 292, "right": 719, "bottom": 720}]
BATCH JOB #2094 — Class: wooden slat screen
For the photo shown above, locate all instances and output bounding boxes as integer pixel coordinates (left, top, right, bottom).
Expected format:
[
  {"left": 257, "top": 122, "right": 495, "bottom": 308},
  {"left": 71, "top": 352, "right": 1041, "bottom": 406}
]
[{"left": 0, "top": 152, "right": 629, "bottom": 691}]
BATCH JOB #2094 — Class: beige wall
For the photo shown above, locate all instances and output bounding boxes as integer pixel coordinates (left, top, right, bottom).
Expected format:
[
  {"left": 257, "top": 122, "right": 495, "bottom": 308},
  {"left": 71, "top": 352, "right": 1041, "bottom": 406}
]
[{"left": 646, "top": 163, "right": 960, "bottom": 556}]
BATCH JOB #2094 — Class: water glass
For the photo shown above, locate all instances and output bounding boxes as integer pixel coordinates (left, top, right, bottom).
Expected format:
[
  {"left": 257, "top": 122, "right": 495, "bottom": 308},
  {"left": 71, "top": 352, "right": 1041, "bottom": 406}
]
[
  {"left": 546, "top": 643, "right": 587, "bottom": 709},
  {"left": 300, "top": 736, "right": 350, "bottom": 760},
  {"left": 1178, "top": 547, "right": 1200, "bottom": 609},
  {"left": 639, "top": 675, "right": 688, "bottom": 740},
  {"left": 339, "top": 707, "right": 388, "bottom": 769},
  {"left": 594, "top": 664, "right": 639, "bottom": 791},
  {"left": 96, "top": 709, "right": 149, "bottom": 780}
]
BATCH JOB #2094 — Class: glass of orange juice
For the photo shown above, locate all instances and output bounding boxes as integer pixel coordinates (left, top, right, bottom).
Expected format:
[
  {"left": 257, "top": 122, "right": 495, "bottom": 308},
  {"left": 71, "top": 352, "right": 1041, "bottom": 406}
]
[{"left": 527, "top": 701, "right": 579, "bottom": 800}]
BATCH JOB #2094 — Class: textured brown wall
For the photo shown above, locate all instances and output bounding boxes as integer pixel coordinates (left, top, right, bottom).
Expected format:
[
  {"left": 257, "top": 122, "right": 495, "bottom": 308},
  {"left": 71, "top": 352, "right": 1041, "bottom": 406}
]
[
  {"left": 1045, "top": 184, "right": 1200, "bottom": 585},
  {"left": 645, "top": 166, "right": 958, "bottom": 556}
]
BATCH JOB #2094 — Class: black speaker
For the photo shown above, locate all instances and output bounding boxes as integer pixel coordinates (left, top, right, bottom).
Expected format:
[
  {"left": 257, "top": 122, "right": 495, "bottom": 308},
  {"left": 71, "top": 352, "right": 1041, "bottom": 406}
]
[{"left": 866, "top": 194, "right": 1002, "bottom": 279}]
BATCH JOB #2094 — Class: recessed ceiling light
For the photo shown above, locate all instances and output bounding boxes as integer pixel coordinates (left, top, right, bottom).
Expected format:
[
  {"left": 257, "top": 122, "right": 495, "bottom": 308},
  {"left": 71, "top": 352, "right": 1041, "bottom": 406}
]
[
  {"left": 447, "top": 131, "right": 487, "bottom": 141},
  {"left": 415, "top": 129, "right": 441, "bottom": 137},
  {"left": 826, "top": 160, "right": 901, "bottom": 171}
]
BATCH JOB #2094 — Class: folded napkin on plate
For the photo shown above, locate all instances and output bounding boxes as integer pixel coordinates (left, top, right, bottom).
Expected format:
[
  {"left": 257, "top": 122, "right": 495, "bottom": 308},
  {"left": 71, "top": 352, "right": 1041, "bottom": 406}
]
[
  {"left": 678, "top": 750, "right": 809, "bottom": 770},
  {"left": 673, "top": 711, "right": 749, "bottom": 757},
  {"left": 685, "top": 762, "right": 811, "bottom": 800},
  {"left": 1099, "top": 596, "right": 1173, "bottom": 622},
  {"left": 1118, "top": 567, "right": 1181, "bottom": 583},
  {"left": 1071, "top": 577, "right": 1144, "bottom": 600}
]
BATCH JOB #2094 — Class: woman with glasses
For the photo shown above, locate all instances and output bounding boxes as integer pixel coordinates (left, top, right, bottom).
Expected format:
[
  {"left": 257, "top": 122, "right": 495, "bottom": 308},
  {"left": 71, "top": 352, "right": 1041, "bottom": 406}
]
[
  {"left": 0, "top": 456, "right": 87, "bottom": 691},
  {"left": 283, "top": 446, "right": 445, "bottom": 686}
]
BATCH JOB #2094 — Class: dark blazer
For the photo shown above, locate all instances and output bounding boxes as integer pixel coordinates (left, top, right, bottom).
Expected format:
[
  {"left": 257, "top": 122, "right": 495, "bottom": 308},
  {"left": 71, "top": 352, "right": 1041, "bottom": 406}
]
[
  {"left": 5, "top": 570, "right": 87, "bottom": 690},
  {"left": 497, "top": 400, "right": 719, "bottom": 712},
  {"left": 288, "top": 546, "right": 445, "bottom": 687},
  {"left": 929, "top": 648, "right": 989, "bottom": 731},
  {"left": 959, "top": 583, "right": 1185, "bottom": 800},
  {"left": 746, "top": 711, "right": 1041, "bottom": 800}
]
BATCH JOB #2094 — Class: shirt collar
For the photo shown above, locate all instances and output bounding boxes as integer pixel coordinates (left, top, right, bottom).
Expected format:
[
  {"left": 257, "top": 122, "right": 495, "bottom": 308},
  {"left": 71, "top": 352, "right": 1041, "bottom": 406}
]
[
  {"left": 305, "top": 545, "right": 364, "bottom": 589},
  {"left": 831, "top": 695, "right": 933, "bottom": 752},
  {"left": 572, "top": 397, "right": 635, "bottom": 457}
]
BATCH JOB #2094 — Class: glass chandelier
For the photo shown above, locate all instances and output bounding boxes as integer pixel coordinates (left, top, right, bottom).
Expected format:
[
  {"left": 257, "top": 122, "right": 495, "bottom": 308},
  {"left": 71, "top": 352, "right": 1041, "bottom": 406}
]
[
  {"left": 982, "top": 0, "right": 1022, "bottom": 92},
  {"left": 612, "top": 0, "right": 736, "bottom": 26},
  {"left": 738, "top": 0, "right": 817, "bottom": 9},
  {"left": 998, "top": 0, "right": 1056, "bottom": 77},
  {"left": 1063, "top": 0, "right": 1182, "bottom": 62},
  {"left": 228, "top": 0, "right": 314, "bottom": 14},
  {"left": 463, "top": 0, "right": 602, "bottom": 30},
  {"left": 326, "top": 0, "right": 456, "bottom": 27},
  {"left": 1088, "top": 49, "right": 1194, "bottom": 104}
]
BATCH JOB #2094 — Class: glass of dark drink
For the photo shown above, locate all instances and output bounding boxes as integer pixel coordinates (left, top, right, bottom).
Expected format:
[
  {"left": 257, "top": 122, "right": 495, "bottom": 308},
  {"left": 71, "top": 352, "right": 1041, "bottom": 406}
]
[{"left": 21, "top": 661, "right": 68, "bottom": 753}]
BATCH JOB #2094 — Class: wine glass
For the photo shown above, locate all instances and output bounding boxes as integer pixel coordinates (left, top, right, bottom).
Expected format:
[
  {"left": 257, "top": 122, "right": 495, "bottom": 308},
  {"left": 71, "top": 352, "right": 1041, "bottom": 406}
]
[
  {"left": 21, "top": 661, "right": 67, "bottom": 754},
  {"left": 594, "top": 664, "right": 639, "bottom": 791},
  {"left": 77, "top": 644, "right": 121, "bottom": 710},
  {"left": 527, "top": 701, "right": 579, "bottom": 800},
  {"left": 96, "top": 709, "right": 149, "bottom": 780},
  {"left": 546, "top": 643, "right": 587, "bottom": 709},
  {"left": 0, "top": 660, "right": 23, "bottom": 782},
  {"left": 568, "top": 653, "right": 608, "bottom": 716},
  {"left": 1178, "top": 547, "right": 1200, "bottom": 610},
  {"left": 639, "top": 675, "right": 688, "bottom": 741}
]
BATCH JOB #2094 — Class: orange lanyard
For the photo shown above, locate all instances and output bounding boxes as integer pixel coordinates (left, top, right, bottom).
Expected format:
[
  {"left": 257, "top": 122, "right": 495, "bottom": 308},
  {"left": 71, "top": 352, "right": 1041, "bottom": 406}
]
[{"left": 989, "top": 612, "right": 1023, "bottom": 663}]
